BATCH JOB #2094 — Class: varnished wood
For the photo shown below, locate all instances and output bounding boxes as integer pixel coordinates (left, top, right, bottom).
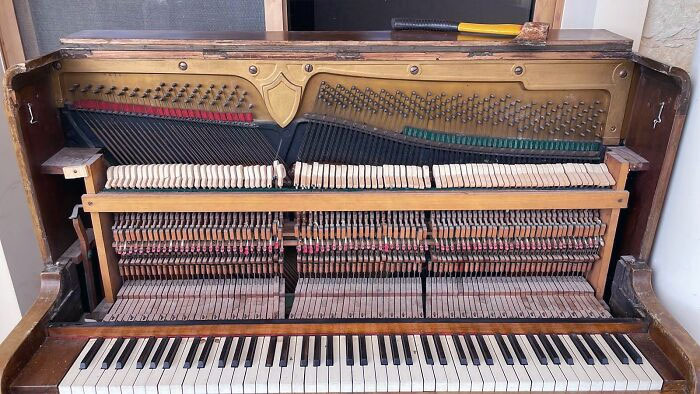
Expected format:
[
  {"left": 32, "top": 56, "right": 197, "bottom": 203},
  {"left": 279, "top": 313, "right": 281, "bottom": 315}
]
[
  {"left": 40, "top": 147, "right": 101, "bottom": 176},
  {"left": 532, "top": 0, "right": 566, "bottom": 29},
  {"left": 264, "top": 0, "right": 287, "bottom": 31},
  {"left": 69, "top": 206, "right": 97, "bottom": 310},
  {"left": 48, "top": 319, "right": 648, "bottom": 338},
  {"left": 82, "top": 189, "right": 629, "bottom": 213},
  {"left": 0, "top": 271, "right": 61, "bottom": 393},
  {"left": 0, "top": 0, "right": 24, "bottom": 68},
  {"left": 9, "top": 338, "right": 86, "bottom": 394}
]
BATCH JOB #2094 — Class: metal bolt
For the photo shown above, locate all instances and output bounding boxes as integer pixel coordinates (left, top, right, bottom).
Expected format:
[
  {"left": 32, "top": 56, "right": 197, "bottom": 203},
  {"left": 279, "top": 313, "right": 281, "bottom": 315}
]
[
  {"left": 304, "top": 64, "right": 313, "bottom": 72},
  {"left": 618, "top": 69, "right": 628, "bottom": 79},
  {"left": 178, "top": 61, "right": 188, "bottom": 71},
  {"left": 513, "top": 66, "right": 524, "bottom": 75},
  {"left": 409, "top": 65, "right": 419, "bottom": 75},
  {"left": 249, "top": 65, "right": 258, "bottom": 75},
  {"left": 53, "top": 62, "right": 62, "bottom": 70}
]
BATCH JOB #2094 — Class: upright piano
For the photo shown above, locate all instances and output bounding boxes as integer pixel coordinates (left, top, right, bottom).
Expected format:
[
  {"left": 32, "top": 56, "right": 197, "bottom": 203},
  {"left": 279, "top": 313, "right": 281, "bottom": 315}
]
[{"left": 1, "top": 28, "right": 699, "bottom": 393}]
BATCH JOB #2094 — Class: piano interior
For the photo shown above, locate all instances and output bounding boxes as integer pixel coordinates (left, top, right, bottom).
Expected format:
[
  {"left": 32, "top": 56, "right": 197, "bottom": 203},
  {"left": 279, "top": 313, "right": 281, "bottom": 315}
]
[{"left": 1, "top": 30, "right": 699, "bottom": 393}]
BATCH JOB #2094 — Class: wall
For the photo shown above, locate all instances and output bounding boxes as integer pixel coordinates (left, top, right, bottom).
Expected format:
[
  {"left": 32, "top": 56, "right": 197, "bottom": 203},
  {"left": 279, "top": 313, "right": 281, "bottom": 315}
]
[
  {"left": 0, "top": 54, "right": 43, "bottom": 342},
  {"left": 561, "top": 0, "right": 649, "bottom": 50}
]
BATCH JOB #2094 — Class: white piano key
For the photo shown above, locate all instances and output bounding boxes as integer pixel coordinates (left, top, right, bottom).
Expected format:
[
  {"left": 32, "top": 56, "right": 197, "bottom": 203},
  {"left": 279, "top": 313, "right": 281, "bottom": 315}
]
[
  {"left": 159, "top": 338, "right": 192, "bottom": 394},
  {"left": 401, "top": 336, "right": 421, "bottom": 392},
  {"left": 624, "top": 334, "right": 664, "bottom": 390},
  {"left": 361, "top": 337, "right": 376, "bottom": 392},
  {"left": 242, "top": 337, "right": 264, "bottom": 393},
  {"left": 547, "top": 337, "right": 581, "bottom": 392},
  {"left": 72, "top": 338, "right": 114, "bottom": 394},
  {"left": 517, "top": 335, "right": 555, "bottom": 391},
  {"left": 97, "top": 339, "right": 143, "bottom": 394},
  {"left": 59, "top": 338, "right": 99, "bottom": 394},
  {"left": 145, "top": 339, "right": 173, "bottom": 394},
  {"left": 444, "top": 335, "right": 471, "bottom": 391},
  {"left": 486, "top": 335, "right": 519, "bottom": 392},
  {"left": 206, "top": 338, "right": 229, "bottom": 394},
  {"left": 425, "top": 335, "right": 447, "bottom": 392},
  {"left": 394, "top": 337, "right": 411, "bottom": 392},
  {"left": 412, "top": 335, "right": 435, "bottom": 392},
  {"left": 291, "top": 336, "right": 306, "bottom": 393},
  {"left": 471, "top": 337, "right": 498, "bottom": 392},
  {"left": 591, "top": 335, "right": 630, "bottom": 391},
  {"left": 350, "top": 336, "right": 365, "bottom": 392},
  {"left": 328, "top": 336, "right": 341, "bottom": 393},
  {"left": 304, "top": 337, "right": 318, "bottom": 393},
  {"left": 267, "top": 337, "right": 284, "bottom": 394},
  {"left": 458, "top": 336, "right": 485, "bottom": 391},
  {"left": 562, "top": 335, "right": 601, "bottom": 391},
  {"left": 371, "top": 336, "right": 388, "bottom": 392},
  {"left": 231, "top": 337, "right": 251, "bottom": 393},
  {"left": 254, "top": 337, "right": 271, "bottom": 393},
  {"left": 500, "top": 336, "right": 532, "bottom": 391},
  {"left": 279, "top": 337, "right": 296, "bottom": 394},
  {"left": 194, "top": 338, "right": 221, "bottom": 393},
  {"left": 436, "top": 336, "right": 460, "bottom": 391},
  {"left": 338, "top": 336, "right": 353, "bottom": 393},
  {"left": 317, "top": 336, "right": 330, "bottom": 393},
  {"left": 111, "top": 339, "right": 148, "bottom": 394},
  {"left": 219, "top": 337, "right": 241, "bottom": 394}
]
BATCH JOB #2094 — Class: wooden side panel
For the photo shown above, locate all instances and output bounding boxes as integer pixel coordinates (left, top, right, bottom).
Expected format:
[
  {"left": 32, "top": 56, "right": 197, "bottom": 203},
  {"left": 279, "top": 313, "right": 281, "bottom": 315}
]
[
  {"left": 614, "top": 56, "right": 691, "bottom": 264},
  {"left": 4, "top": 63, "right": 82, "bottom": 263}
]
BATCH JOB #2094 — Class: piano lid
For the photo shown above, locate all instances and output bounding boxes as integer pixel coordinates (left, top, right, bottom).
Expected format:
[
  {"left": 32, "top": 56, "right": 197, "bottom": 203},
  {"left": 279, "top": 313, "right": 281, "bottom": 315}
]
[{"left": 59, "top": 29, "right": 633, "bottom": 53}]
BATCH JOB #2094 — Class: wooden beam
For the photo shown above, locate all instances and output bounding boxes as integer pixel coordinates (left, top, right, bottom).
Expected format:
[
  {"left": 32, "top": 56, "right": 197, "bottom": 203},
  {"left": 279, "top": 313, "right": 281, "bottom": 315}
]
[
  {"left": 264, "top": 0, "right": 288, "bottom": 31},
  {"left": 82, "top": 189, "right": 629, "bottom": 213},
  {"left": 0, "top": 0, "right": 25, "bottom": 68},
  {"left": 532, "top": 0, "right": 565, "bottom": 29}
]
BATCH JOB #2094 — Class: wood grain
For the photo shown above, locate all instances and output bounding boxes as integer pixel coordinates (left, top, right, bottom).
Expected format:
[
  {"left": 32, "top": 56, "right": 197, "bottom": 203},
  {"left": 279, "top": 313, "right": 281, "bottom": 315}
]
[
  {"left": 0, "top": 0, "right": 24, "bottom": 68},
  {"left": 264, "top": 0, "right": 287, "bottom": 31}
]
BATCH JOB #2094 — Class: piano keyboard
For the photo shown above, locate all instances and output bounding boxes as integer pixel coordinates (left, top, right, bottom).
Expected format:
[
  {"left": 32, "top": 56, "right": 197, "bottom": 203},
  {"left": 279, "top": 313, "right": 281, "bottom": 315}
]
[{"left": 59, "top": 333, "right": 662, "bottom": 393}]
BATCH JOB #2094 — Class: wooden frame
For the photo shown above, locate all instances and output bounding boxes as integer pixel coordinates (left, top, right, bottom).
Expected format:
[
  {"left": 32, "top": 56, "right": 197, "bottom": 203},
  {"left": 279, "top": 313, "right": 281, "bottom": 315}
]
[
  {"left": 0, "top": 0, "right": 25, "bottom": 68},
  {"left": 264, "top": 0, "right": 288, "bottom": 31},
  {"left": 533, "top": 0, "right": 565, "bottom": 29}
]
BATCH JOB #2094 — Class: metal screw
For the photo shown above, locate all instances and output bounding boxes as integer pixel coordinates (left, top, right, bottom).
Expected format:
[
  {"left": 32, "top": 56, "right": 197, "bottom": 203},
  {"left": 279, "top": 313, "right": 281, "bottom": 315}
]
[
  {"left": 618, "top": 69, "right": 628, "bottom": 79},
  {"left": 53, "top": 62, "right": 62, "bottom": 70},
  {"left": 249, "top": 65, "right": 258, "bottom": 75},
  {"left": 514, "top": 66, "right": 524, "bottom": 75},
  {"left": 304, "top": 64, "right": 313, "bottom": 72},
  {"left": 409, "top": 65, "right": 419, "bottom": 75},
  {"left": 178, "top": 61, "right": 188, "bottom": 71}
]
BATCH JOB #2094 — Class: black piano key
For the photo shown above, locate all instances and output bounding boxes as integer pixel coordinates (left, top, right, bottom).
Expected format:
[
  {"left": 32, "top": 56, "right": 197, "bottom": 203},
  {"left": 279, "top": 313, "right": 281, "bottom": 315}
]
[
  {"left": 508, "top": 334, "right": 528, "bottom": 365},
  {"left": 300, "top": 336, "right": 310, "bottom": 367},
  {"left": 314, "top": 336, "right": 322, "bottom": 367},
  {"left": 136, "top": 337, "right": 157, "bottom": 369},
  {"left": 245, "top": 337, "right": 258, "bottom": 368},
  {"left": 476, "top": 335, "right": 493, "bottom": 365},
  {"left": 219, "top": 337, "right": 233, "bottom": 368},
  {"left": 420, "top": 335, "right": 433, "bottom": 365},
  {"left": 526, "top": 335, "right": 548, "bottom": 365},
  {"left": 452, "top": 335, "right": 468, "bottom": 365},
  {"left": 464, "top": 335, "right": 480, "bottom": 366},
  {"left": 266, "top": 337, "right": 278, "bottom": 368},
  {"left": 102, "top": 338, "right": 125, "bottom": 369},
  {"left": 495, "top": 335, "right": 514, "bottom": 365},
  {"left": 80, "top": 338, "right": 105, "bottom": 369},
  {"left": 163, "top": 337, "right": 182, "bottom": 369},
  {"left": 537, "top": 334, "right": 560, "bottom": 365},
  {"left": 433, "top": 335, "right": 447, "bottom": 366},
  {"left": 602, "top": 333, "right": 629, "bottom": 364},
  {"left": 570, "top": 334, "right": 594, "bottom": 365},
  {"left": 359, "top": 336, "right": 368, "bottom": 366},
  {"left": 150, "top": 337, "right": 170, "bottom": 369},
  {"left": 198, "top": 337, "right": 215, "bottom": 368},
  {"left": 390, "top": 335, "right": 401, "bottom": 365},
  {"left": 232, "top": 337, "right": 245, "bottom": 368},
  {"left": 583, "top": 334, "right": 608, "bottom": 365},
  {"left": 379, "top": 335, "right": 389, "bottom": 365},
  {"left": 116, "top": 338, "right": 138, "bottom": 369},
  {"left": 401, "top": 335, "right": 412, "bottom": 366},
  {"left": 279, "top": 337, "right": 290, "bottom": 368},
  {"left": 325, "top": 336, "right": 334, "bottom": 367},
  {"left": 551, "top": 335, "right": 573, "bottom": 365},
  {"left": 345, "top": 335, "right": 354, "bottom": 366},
  {"left": 184, "top": 337, "right": 201, "bottom": 369},
  {"left": 614, "top": 334, "right": 643, "bottom": 364}
]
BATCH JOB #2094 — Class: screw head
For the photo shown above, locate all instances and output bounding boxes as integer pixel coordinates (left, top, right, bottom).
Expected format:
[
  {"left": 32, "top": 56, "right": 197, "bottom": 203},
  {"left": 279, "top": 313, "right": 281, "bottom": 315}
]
[
  {"left": 304, "top": 64, "right": 313, "bottom": 72},
  {"left": 513, "top": 65, "right": 524, "bottom": 75},
  {"left": 53, "top": 62, "right": 62, "bottom": 70},
  {"left": 249, "top": 65, "right": 258, "bottom": 75},
  {"left": 409, "top": 65, "right": 420, "bottom": 75},
  {"left": 178, "top": 61, "right": 188, "bottom": 71},
  {"left": 618, "top": 69, "right": 628, "bottom": 79}
]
